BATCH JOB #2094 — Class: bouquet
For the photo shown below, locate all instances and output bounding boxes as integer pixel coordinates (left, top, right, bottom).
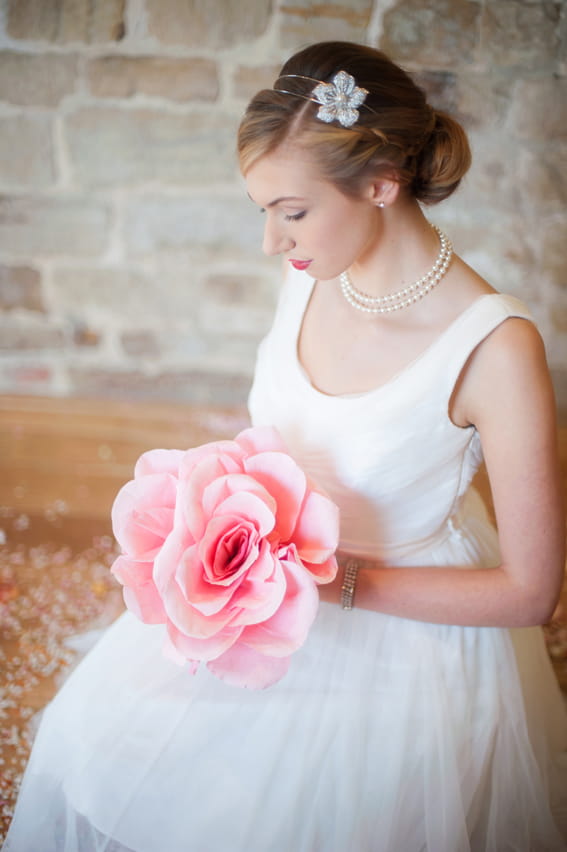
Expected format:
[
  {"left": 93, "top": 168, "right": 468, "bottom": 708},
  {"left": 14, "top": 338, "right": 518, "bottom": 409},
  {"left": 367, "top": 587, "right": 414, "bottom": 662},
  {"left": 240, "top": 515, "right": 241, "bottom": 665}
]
[{"left": 110, "top": 426, "right": 339, "bottom": 689}]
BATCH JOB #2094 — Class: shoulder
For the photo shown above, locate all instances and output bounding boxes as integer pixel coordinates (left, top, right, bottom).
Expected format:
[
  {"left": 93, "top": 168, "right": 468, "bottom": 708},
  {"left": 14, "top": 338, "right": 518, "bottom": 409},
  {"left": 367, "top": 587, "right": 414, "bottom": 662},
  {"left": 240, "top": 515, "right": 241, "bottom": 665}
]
[{"left": 451, "top": 304, "right": 551, "bottom": 429}]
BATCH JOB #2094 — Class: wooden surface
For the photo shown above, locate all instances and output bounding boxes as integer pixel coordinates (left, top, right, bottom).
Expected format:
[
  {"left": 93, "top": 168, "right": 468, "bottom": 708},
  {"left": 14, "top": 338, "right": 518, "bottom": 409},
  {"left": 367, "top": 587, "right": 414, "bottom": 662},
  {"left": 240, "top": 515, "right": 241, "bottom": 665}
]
[{"left": 0, "top": 395, "right": 251, "bottom": 522}]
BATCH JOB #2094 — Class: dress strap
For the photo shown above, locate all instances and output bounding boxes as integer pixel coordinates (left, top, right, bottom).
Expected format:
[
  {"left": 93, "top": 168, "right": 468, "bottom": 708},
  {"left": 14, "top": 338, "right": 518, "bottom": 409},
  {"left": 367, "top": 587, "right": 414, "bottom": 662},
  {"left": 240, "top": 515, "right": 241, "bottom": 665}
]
[{"left": 439, "top": 293, "right": 534, "bottom": 399}]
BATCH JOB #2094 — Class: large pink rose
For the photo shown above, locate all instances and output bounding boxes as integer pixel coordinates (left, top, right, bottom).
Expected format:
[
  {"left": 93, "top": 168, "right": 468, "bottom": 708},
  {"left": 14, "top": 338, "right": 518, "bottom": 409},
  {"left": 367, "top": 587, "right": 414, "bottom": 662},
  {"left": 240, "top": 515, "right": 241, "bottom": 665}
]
[{"left": 111, "top": 426, "right": 339, "bottom": 689}]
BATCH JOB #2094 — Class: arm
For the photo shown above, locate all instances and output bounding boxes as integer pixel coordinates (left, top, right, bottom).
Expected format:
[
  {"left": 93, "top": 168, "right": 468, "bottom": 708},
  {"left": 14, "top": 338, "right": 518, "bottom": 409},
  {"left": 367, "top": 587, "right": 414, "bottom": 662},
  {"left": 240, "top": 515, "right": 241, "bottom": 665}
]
[{"left": 319, "top": 319, "right": 566, "bottom": 627}]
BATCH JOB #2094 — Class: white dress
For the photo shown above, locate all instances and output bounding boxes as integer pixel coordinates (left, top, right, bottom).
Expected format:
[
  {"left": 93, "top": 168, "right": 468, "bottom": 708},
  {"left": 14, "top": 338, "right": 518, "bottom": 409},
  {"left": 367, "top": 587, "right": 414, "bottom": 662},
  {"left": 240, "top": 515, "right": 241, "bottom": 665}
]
[{"left": 4, "top": 267, "right": 567, "bottom": 852}]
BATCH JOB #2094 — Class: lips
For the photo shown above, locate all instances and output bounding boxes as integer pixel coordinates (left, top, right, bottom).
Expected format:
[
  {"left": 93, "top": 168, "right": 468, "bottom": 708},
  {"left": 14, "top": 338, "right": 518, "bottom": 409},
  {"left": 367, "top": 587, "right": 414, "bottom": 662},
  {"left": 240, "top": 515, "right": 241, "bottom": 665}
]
[{"left": 289, "top": 260, "right": 312, "bottom": 271}]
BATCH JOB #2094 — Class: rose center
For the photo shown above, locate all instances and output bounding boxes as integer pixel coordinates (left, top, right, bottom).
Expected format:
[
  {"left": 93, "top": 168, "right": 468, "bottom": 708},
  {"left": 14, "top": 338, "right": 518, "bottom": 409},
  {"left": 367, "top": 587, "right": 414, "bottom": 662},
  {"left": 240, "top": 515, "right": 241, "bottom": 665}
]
[{"left": 212, "top": 525, "right": 255, "bottom": 580}]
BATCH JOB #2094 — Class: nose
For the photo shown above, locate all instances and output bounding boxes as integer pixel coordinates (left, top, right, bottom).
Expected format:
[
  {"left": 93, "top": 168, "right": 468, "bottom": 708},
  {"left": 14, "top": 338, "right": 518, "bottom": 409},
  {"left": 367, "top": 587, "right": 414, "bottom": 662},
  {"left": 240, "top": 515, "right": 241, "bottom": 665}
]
[{"left": 262, "top": 216, "right": 296, "bottom": 257}]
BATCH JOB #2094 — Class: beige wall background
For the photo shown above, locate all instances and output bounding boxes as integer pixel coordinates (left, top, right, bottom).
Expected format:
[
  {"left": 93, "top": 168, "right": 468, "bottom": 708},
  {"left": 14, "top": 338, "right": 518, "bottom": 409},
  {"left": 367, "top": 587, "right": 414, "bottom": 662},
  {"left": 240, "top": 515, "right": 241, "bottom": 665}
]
[{"left": 0, "top": 0, "right": 565, "bottom": 411}]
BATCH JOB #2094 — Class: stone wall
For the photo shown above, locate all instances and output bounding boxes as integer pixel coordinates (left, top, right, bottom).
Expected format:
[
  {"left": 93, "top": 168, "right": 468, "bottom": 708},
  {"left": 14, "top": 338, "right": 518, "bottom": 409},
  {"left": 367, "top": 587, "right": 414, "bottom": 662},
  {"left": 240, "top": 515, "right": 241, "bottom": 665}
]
[{"left": 0, "top": 0, "right": 565, "bottom": 411}]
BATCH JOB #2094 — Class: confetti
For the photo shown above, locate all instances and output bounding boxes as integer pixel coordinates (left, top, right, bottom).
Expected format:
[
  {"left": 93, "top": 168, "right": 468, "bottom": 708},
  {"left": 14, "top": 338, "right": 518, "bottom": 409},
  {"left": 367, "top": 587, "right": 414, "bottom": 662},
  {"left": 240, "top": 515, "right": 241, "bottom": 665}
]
[{"left": 0, "top": 527, "right": 124, "bottom": 841}]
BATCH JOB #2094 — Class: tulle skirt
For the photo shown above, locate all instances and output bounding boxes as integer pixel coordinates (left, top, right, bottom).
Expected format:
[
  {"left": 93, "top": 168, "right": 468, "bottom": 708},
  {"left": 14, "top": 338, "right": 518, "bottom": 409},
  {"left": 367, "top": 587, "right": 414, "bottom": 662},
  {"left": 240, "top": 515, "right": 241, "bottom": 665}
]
[{"left": 4, "top": 498, "right": 567, "bottom": 852}]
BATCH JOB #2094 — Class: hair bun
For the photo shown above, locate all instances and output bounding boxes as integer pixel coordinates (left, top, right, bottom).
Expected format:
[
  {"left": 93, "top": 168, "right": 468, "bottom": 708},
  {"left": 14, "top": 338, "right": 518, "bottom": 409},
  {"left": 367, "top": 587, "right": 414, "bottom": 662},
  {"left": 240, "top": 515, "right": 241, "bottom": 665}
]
[{"left": 413, "top": 110, "right": 471, "bottom": 205}]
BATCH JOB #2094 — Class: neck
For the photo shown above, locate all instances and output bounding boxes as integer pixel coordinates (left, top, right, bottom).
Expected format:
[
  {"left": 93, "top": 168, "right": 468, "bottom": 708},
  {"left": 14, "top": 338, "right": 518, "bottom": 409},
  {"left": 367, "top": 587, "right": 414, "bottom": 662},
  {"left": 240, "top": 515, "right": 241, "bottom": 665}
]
[{"left": 348, "top": 200, "right": 442, "bottom": 300}]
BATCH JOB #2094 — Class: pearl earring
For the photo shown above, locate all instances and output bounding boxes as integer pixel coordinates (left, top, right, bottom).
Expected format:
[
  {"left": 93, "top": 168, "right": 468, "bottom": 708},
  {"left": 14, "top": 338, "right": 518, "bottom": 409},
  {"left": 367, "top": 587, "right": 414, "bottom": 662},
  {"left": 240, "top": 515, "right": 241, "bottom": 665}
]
[{"left": 378, "top": 201, "right": 385, "bottom": 208}]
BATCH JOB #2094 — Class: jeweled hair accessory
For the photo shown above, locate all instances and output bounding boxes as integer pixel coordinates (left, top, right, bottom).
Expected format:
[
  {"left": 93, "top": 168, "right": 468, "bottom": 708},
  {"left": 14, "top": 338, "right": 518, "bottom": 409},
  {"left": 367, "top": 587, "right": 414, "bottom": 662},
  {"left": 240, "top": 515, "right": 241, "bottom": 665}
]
[{"left": 274, "top": 70, "right": 371, "bottom": 128}]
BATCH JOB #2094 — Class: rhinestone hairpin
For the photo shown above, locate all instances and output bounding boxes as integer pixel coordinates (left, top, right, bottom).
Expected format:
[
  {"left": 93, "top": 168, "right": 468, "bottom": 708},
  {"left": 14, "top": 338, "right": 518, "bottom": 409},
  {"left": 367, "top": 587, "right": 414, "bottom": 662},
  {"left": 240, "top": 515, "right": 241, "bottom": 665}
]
[
  {"left": 274, "top": 70, "right": 370, "bottom": 128},
  {"left": 311, "top": 71, "right": 369, "bottom": 127}
]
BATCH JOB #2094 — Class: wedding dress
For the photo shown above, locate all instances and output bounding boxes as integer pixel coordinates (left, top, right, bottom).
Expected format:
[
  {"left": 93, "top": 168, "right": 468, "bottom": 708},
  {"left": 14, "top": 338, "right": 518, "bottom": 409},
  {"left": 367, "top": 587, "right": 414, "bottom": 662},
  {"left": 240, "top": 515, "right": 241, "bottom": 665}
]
[{"left": 4, "top": 266, "right": 567, "bottom": 851}]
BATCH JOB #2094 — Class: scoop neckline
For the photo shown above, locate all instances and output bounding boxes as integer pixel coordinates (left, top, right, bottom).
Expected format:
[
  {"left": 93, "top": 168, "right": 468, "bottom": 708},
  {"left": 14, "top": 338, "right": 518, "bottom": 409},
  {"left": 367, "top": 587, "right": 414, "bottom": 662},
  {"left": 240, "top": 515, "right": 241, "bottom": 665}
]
[{"left": 292, "top": 276, "right": 501, "bottom": 402}]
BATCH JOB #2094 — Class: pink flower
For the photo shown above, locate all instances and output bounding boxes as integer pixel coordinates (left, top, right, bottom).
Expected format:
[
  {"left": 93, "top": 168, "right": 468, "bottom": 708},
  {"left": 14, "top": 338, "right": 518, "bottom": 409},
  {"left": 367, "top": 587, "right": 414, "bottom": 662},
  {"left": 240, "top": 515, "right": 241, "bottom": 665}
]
[{"left": 111, "top": 426, "right": 339, "bottom": 688}]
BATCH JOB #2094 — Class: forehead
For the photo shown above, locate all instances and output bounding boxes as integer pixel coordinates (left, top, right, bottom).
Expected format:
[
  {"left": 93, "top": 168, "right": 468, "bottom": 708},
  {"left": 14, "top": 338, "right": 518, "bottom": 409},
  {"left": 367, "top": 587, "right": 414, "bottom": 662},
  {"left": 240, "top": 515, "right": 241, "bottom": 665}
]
[{"left": 245, "top": 146, "right": 328, "bottom": 205}]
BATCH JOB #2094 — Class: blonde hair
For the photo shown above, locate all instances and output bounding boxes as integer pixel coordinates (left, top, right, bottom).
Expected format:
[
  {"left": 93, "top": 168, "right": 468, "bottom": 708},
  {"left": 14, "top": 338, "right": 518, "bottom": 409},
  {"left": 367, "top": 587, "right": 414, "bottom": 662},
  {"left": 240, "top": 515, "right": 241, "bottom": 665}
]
[{"left": 237, "top": 41, "right": 471, "bottom": 205}]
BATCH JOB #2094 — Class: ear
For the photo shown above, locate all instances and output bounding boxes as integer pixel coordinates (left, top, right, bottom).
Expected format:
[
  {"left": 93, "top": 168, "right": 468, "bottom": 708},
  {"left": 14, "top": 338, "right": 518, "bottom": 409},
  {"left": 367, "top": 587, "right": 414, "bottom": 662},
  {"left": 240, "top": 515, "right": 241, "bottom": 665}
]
[{"left": 366, "top": 177, "right": 400, "bottom": 208}]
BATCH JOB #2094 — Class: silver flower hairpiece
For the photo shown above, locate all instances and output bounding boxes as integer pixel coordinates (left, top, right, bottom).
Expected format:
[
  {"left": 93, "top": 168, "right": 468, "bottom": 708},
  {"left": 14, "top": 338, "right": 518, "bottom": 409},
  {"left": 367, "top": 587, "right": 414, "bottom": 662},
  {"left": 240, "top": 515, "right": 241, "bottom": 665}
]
[
  {"left": 274, "top": 70, "right": 370, "bottom": 128},
  {"left": 312, "top": 70, "right": 369, "bottom": 127}
]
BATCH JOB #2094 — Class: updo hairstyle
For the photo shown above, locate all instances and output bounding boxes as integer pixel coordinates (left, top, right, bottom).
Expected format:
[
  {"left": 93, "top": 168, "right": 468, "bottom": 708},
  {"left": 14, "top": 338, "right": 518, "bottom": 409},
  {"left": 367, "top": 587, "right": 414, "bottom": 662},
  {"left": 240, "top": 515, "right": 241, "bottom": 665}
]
[{"left": 237, "top": 41, "right": 471, "bottom": 205}]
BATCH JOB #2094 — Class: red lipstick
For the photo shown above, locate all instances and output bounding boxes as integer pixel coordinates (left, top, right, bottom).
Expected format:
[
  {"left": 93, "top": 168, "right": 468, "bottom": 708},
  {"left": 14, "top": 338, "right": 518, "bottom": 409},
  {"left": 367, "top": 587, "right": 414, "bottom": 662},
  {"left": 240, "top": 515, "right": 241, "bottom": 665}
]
[{"left": 289, "top": 260, "right": 312, "bottom": 271}]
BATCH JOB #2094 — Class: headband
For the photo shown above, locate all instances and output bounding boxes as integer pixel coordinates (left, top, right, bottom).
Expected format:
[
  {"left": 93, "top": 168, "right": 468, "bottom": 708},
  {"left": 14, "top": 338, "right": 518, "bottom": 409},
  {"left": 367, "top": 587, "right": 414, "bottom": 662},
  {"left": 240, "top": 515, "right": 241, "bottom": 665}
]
[{"left": 273, "top": 70, "right": 375, "bottom": 128}]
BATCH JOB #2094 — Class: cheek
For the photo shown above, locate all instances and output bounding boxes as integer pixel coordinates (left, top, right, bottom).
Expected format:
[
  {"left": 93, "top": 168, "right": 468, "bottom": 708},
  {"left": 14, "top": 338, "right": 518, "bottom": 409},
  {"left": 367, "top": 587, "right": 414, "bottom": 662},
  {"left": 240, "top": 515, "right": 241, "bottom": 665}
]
[{"left": 324, "top": 208, "right": 376, "bottom": 264}]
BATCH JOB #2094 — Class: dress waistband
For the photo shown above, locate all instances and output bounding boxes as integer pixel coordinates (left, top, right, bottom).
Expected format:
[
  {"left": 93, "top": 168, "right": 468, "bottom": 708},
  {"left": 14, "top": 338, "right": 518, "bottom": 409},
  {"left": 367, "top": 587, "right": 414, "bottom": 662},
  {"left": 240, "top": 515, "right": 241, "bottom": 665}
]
[{"left": 343, "top": 490, "right": 487, "bottom": 564}]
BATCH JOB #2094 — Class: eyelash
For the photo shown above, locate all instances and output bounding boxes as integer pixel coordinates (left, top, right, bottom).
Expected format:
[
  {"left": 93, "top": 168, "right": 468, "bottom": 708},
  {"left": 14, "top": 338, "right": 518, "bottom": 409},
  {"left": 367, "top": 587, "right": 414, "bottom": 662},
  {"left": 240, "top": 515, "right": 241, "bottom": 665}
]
[{"left": 259, "top": 209, "right": 306, "bottom": 222}]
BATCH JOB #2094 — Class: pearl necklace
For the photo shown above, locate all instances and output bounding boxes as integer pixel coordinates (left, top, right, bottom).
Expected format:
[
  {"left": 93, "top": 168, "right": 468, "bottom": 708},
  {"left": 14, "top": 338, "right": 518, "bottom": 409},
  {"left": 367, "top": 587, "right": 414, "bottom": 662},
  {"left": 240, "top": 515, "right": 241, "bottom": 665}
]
[{"left": 339, "top": 226, "right": 453, "bottom": 314}]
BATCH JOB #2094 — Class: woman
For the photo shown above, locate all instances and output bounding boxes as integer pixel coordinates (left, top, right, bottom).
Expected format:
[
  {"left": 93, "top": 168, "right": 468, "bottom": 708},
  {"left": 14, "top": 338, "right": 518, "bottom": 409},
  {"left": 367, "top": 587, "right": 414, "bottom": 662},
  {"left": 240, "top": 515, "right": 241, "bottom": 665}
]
[{"left": 4, "top": 40, "right": 567, "bottom": 852}]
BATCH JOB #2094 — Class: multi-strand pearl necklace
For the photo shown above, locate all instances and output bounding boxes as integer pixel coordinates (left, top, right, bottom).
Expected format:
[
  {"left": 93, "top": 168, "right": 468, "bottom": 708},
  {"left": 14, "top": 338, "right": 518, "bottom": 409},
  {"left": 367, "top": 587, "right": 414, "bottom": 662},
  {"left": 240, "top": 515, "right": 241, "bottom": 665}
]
[{"left": 339, "top": 225, "right": 453, "bottom": 314}]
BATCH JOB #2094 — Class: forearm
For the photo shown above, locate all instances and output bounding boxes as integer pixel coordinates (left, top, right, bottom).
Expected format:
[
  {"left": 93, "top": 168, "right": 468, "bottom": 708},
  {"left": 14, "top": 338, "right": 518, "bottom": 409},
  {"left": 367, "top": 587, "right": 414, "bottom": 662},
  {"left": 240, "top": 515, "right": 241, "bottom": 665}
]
[{"left": 319, "top": 556, "right": 563, "bottom": 628}]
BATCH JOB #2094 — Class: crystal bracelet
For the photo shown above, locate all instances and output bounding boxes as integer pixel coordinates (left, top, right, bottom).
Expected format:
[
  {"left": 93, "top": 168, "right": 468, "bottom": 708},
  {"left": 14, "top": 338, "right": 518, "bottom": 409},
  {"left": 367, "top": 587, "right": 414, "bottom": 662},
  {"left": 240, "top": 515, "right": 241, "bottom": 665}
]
[{"left": 341, "top": 558, "right": 359, "bottom": 610}]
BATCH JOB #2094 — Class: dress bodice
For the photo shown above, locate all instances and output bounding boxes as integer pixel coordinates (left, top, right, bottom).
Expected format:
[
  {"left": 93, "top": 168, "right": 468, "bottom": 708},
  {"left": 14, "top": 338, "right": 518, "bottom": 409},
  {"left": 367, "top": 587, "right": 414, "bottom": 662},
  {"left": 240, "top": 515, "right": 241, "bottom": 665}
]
[{"left": 249, "top": 267, "right": 533, "bottom": 562}]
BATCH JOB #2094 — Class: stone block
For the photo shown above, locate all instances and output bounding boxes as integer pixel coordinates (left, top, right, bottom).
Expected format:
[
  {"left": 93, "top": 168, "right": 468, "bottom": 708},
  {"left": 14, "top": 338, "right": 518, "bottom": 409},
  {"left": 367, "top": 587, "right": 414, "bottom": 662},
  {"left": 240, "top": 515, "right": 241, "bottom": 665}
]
[
  {"left": 52, "top": 267, "right": 201, "bottom": 323},
  {"left": 551, "top": 299, "right": 567, "bottom": 333},
  {"left": 412, "top": 71, "right": 459, "bottom": 116},
  {"left": 280, "top": 0, "right": 372, "bottom": 46},
  {"left": 551, "top": 369, "right": 567, "bottom": 421},
  {"left": 146, "top": 0, "right": 271, "bottom": 48},
  {"left": 121, "top": 330, "right": 161, "bottom": 358},
  {"left": 0, "top": 266, "right": 44, "bottom": 312},
  {"left": 87, "top": 56, "right": 219, "bottom": 102},
  {"left": 0, "top": 197, "right": 110, "bottom": 257},
  {"left": 125, "top": 196, "right": 264, "bottom": 257},
  {"left": 0, "top": 52, "right": 78, "bottom": 106},
  {"left": 507, "top": 78, "right": 567, "bottom": 142},
  {"left": 0, "top": 322, "right": 65, "bottom": 350},
  {"left": 232, "top": 65, "right": 282, "bottom": 101},
  {"left": 7, "top": 0, "right": 126, "bottom": 43},
  {"left": 454, "top": 73, "right": 512, "bottom": 131},
  {"left": 0, "top": 363, "right": 55, "bottom": 395},
  {"left": 380, "top": 0, "right": 480, "bottom": 67},
  {"left": 480, "top": 0, "right": 561, "bottom": 69},
  {"left": 65, "top": 107, "right": 237, "bottom": 186},
  {"left": 516, "top": 148, "right": 567, "bottom": 212},
  {"left": 69, "top": 367, "right": 251, "bottom": 406},
  {"left": 139, "top": 327, "right": 259, "bottom": 373},
  {"left": 200, "top": 272, "right": 277, "bottom": 336},
  {"left": 0, "top": 116, "right": 56, "bottom": 187},
  {"left": 539, "top": 219, "right": 567, "bottom": 289},
  {"left": 73, "top": 323, "right": 101, "bottom": 347}
]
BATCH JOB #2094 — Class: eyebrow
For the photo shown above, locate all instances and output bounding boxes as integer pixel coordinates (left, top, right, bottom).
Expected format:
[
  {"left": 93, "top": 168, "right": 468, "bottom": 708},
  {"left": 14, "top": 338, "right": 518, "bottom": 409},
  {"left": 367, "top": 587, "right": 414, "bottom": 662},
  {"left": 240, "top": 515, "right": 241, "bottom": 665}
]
[{"left": 248, "top": 193, "right": 306, "bottom": 208}]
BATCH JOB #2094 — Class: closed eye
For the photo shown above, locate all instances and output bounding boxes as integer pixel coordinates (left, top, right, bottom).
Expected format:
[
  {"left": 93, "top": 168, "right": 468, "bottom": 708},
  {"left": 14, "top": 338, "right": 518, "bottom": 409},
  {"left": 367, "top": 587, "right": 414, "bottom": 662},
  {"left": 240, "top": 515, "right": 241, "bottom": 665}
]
[{"left": 285, "top": 211, "right": 306, "bottom": 222}]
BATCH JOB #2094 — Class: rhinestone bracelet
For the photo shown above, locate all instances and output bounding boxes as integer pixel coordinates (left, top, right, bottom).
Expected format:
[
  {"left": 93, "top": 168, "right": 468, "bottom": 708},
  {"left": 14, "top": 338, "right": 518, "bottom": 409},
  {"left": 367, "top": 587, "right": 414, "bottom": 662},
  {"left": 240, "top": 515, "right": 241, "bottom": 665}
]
[{"left": 341, "top": 558, "right": 359, "bottom": 610}]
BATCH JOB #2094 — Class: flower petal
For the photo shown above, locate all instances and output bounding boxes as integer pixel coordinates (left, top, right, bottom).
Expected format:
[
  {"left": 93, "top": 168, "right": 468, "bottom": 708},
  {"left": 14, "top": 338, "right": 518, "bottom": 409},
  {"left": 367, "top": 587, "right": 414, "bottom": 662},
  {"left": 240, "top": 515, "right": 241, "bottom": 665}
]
[
  {"left": 228, "top": 545, "right": 286, "bottom": 626},
  {"left": 178, "top": 441, "right": 244, "bottom": 484},
  {"left": 301, "top": 554, "right": 339, "bottom": 585},
  {"left": 134, "top": 449, "right": 185, "bottom": 478},
  {"left": 316, "top": 105, "right": 337, "bottom": 123},
  {"left": 111, "top": 473, "right": 178, "bottom": 560},
  {"left": 292, "top": 489, "right": 340, "bottom": 562},
  {"left": 206, "top": 642, "right": 291, "bottom": 689},
  {"left": 178, "top": 455, "right": 241, "bottom": 540},
  {"left": 205, "top": 484, "right": 276, "bottom": 538},
  {"left": 244, "top": 452, "right": 306, "bottom": 541},
  {"left": 153, "top": 521, "right": 193, "bottom": 594},
  {"left": 162, "top": 634, "right": 200, "bottom": 673},
  {"left": 235, "top": 425, "right": 288, "bottom": 455},
  {"left": 111, "top": 556, "right": 168, "bottom": 624},
  {"left": 240, "top": 558, "right": 318, "bottom": 656},
  {"left": 175, "top": 539, "right": 248, "bottom": 614},
  {"left": 166, "top": 620, "right": 243, "bottom": 662},
  {"left": 199, "top": 515, "right": 259, "bottom": 585}
]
